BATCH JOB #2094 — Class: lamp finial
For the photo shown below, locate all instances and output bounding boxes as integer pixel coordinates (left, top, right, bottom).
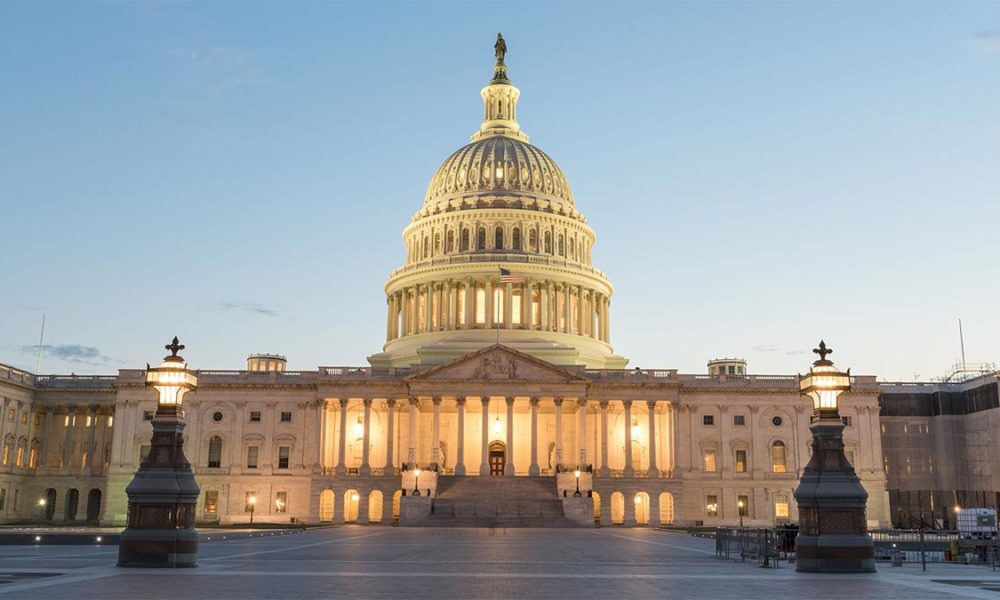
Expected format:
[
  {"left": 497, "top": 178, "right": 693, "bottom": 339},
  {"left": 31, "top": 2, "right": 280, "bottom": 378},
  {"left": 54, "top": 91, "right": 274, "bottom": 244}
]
[
  {"left": 813, "top": 340, "right": 832, "bottom": 362},
  {"left": 165, "top": 336, "right": 185, "bottom": 358}
]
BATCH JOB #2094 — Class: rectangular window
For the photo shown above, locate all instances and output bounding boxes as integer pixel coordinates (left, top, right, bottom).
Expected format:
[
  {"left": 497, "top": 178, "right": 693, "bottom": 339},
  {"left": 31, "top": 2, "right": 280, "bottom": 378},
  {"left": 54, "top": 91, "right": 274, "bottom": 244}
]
[
  {"left": 706, "top": 495, "right": 719, "bottom": 517},
  {"left": 775, "top": 494, "right": 790, "bottom": 519},
  {"left": 245, "top": 492, "right": 257, "bottom": 513},
  {"left": 703, "top": 415, "right": 714, "bottom": 426},
  {"left": 280, "top": 411, "right": 292, "bottom": 423},
  {"left": 275, "top": 491, "right": 288, "bottom": 513},
  {"left": 250, "top": 411, "right": 261, "bottom": 423},
  {"left": 475, "top": 288, "right": 486, "bottom": 325},
  {"left": 2, "top": 444, "right": 10, "bottom": 466},
  {"left": 738, "top": 495, "right": 749, "bottom": 516},
  {"left": 511, "top": 292, "right": 522, "bottom": 325},
  {"left": 28, "top": 447, "right": 37, "bottom": 469},
  {"left": 15, "top": 446, "right": 24, "bottom": 467},
  {"left": 278, "top": 446, "right": 290, "bottom": 469},
  {"left": 493, "top": 288, "right": 504, "bottom": 324},
  {"left": 733, "top": 415, "right": 745, "bottom": 426},
  {"left": 456, "top": 287, "right": 466, "bottom": 326},
  {"left": 247, "top": 446, "right": 259, "bottom": 469},
  {"left": 703, "top": 449, "right": 717, "bottom": 473},
  {"left": 204, "top": 491, "right": 218, "bottom": 515},
  {"left": 21, "top": 411, "right": 28, "bottom": 425},
  {"left": 735, "top": 449, "right": 747, "bottom": 473}
]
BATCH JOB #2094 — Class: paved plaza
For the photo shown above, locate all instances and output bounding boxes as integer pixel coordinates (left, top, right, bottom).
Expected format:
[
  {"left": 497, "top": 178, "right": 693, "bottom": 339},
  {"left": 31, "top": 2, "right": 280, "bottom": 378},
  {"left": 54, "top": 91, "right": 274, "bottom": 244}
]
[{"left": 1, "top": 527, "right": 1000, "bottom": 599}]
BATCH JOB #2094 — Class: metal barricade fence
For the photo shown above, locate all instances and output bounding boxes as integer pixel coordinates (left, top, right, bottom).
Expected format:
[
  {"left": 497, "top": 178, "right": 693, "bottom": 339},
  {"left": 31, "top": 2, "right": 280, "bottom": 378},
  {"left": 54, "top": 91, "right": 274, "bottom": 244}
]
[
  {"left": 715, "top": 528, "right": 785, "bottom": 568},
  {"left": 869, "top": 530, "right": 1000, "bottom": 567}
]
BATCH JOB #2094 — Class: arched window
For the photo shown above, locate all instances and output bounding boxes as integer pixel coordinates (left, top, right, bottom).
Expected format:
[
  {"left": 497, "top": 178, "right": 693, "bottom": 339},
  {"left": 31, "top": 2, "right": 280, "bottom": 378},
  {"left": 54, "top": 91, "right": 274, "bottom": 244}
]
[
  {"left": 495, "top": 226, "right": 504, "bottom": 250},
  {"left": 422, "top": 236, "right": 429, "bottom": 259},
  {"left": 477, "top": 228, "right": 487, "bottom": 250},
  {"left": 569, "top": 236, "right": 576, "bottom": 259},
  {"left": 512, "top": 227, "right": 521, "bottom": 251},
  {"left": 771, "top": 441, "right": 787, "bottom": 473},
  {"left": 528, "top": 229, "right": 537, "bottom": 252},
  {"left": 446, "top": 230, "right": 455, "bottom": 254},
  {"left": 544, "top": 231, "right": 552, "bottom": 254},
  {"left": 460, "top": 228, "right": 470, "bottom": 251},
  {"left": 434, "top": 233, "right": 441, "bottom": 256},
  {"left": 558, "top": 234, "right": 565, "bottom": 257},
  {"left": 208, "top": 436, "right": 222, "bottom": 468}
]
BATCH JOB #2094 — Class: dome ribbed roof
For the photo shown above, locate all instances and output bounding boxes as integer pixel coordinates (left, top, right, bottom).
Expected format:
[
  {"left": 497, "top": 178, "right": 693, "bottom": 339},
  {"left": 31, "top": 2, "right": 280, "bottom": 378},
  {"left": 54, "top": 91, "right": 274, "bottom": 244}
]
[{"left": 421, "top": 136, "right": 576, "bottom": 218}]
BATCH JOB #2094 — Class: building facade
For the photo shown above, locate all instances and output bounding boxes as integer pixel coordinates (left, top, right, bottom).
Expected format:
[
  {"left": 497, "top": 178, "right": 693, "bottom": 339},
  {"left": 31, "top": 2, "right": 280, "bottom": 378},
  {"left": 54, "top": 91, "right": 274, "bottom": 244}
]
[{"left": 0, "top": 38, "right": 986, "bottom": 529}]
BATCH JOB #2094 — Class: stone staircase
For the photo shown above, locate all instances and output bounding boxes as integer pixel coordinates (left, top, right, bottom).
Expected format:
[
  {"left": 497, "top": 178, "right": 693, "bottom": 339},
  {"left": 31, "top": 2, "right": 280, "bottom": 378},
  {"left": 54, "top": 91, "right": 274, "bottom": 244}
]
[{"left": 412, "top": 476, "right": 578, "bottom": 528}]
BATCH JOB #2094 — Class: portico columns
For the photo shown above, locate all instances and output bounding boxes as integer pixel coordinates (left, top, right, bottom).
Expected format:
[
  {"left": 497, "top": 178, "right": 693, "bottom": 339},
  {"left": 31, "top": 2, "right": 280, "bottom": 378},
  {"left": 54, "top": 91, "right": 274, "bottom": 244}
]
[
  {"left": 423, "top": 285, "right": 432, "bottom": 333},
  {"left": 504, "top": 397, "right": 515, "bottom": 475},
  {"left": 479, "top": 396, "right": 490, "bottom": 476},
  {"left": 455, "top": 397, "right": 467, "bottom": 476},
  {"left": 485, "top": 279, "right": 494, "bottom": 328},
  {"left": 647, "top": 400, "right": 658, "bottom": 478},
  {"left": 504, "top": 282, "right": 513, "bottom": 329},
  {"left": 431, "top": 396, "right": 442, "bottom": 465},
  {"left": 407, "top": 397, "right": 418, "bottom": 465},
  {"left": 336, "top": 398, "right": 348, "bottom": 476},
  {"left": 360, "top": 398, "right": 372, "bottom": 476},
  {"left": 529, "top": 397, "right": 540, "bottom": 476},
  {"left": 554, "top": 398, "right": 564, "bottom": 465},
  {"left": 541, "top": 281, "right": 550, "bottom": 331},
  {"left": 623, "top": 400, "right": 635, "bottom": 477},
  {"left": 384, "top": 399, "right": 397, "bottom": 477},
  {"left": 599, "top": 400, "right": 610, "bottom": 476},
  {"left": 463, "top": 278, "right": 474, "bottom": 329},
  {"left": 577, "top": 399, "right": 587, "bottom": 466}
]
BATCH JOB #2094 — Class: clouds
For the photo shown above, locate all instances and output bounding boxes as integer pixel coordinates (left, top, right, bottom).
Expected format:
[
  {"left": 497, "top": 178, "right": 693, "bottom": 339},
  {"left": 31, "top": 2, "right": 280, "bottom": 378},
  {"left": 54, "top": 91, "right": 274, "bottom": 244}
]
[
  {"left": 19, "top": 344, "right": 122, "bottom": 366},
  {"left": 216, "top": 302, "right": 281, "bottom": 318},
  {"left": 973, "top": 29, "right": 1000, "bottom": 52},
  {"left": 752, "top": 344, "right": 808, "bottom": 356}
]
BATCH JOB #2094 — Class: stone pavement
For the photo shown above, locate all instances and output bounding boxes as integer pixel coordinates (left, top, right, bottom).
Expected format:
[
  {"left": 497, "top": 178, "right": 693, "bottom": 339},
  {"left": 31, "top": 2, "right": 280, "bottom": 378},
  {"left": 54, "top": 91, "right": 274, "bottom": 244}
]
[{"left": 1, "top": 527, "right": 999, "bottom": 599}]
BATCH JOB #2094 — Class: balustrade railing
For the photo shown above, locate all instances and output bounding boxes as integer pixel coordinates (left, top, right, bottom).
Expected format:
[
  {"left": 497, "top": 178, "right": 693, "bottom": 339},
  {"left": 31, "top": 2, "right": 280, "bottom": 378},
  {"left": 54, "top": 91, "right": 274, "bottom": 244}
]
[{"left": 388, "top": 251, "right": 609, "bottom": 280}]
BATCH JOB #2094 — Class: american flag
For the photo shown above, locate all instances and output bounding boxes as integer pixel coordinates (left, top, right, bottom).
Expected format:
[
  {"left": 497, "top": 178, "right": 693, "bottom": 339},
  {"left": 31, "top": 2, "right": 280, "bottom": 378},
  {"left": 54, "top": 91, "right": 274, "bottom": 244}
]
[{"left": 499, "top": 267, "right": 525, "bottom": 284}]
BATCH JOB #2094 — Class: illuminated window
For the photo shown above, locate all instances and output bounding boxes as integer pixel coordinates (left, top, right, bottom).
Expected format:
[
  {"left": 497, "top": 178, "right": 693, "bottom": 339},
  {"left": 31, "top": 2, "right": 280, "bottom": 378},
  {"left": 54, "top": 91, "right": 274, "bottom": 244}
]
[
  {"left": 204, "top": 491, "right": 218, "bottom": 515},
  {"left": 417, "top": 294, "right": 426, "bottom": 332},
  {"left": 15, "top": 445, "right": 24, "bottom": 468},
  {"left": 775, "top": 494, "right": 790, "bottom": 519},
  {"left": 21, "top": 411, "right": 28, "bottom": 425},
  {"left": 703, "top": 449, "right": 717, "bottom": 473},
  {"left": 771, "top": 441, "right": 787, "bottom": 473},
  {"left": 275, "top": 491, "right": 288, "bottom": 513},
  {"left": 1, "top": 443, "right": 9, "bottom": 465},
  {"left": 557, "top": 292, "right": 565, "bottom": 330},
  {"left": 431, "top": 289, "right": 439, "bottom": 330},
  {"left": 706, "top": 495, "right": 719, "bottom": 517},
  {"left": 475, "top": 288, "right": 486, "bottom": 324},
  {"left": 247, "top": 446, "right": 259, "bottom": 469},
  {"left": 456, "top": 286, "right": 466, "bottom": 326},
  {"left": 738, "top": 495, "right": 749, "bottom": 516},
  {"left": 278, "top": 446, "right": 290, "bottom": 469},
  {"left": 511, "top": 290, "right": 522, "bottom": 325},
  {"left": 735, "top": 450, "right": 747, "bottom": 473},
  {"left": 28, "top": 446, "right": 37, "bottom": 469}
]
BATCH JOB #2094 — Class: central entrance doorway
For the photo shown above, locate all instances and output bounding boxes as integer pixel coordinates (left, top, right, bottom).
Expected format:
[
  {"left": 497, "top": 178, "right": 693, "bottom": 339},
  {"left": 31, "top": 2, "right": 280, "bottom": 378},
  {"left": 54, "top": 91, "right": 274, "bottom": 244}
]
[{"left": 488, "top": 441, "right": 506, "bottom": 476}]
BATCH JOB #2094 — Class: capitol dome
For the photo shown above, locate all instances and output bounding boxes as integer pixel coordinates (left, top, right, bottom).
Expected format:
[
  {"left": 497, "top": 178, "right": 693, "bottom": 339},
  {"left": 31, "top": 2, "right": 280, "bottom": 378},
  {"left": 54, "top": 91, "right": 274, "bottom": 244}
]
[{"left": 369, "top": 35, "right": 627, "bottom": 370}]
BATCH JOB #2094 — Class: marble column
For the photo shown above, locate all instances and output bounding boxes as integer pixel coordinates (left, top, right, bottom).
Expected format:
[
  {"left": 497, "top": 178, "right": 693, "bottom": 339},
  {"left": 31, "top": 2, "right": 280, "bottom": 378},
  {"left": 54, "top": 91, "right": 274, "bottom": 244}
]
[
  {"left": 647, "top": 400, "right": 658, "bottom": 478},
  {"left": 554, "top": 398, "right": 564, "bottom": 465},
  {"left": 504, "top": 282, "right": 513, "bottom": 329},
  {"left": 463, "top": 278, "right": 474, "bottom": 329},
  {"left": 407, "top": 397, "right": 418, "bottom": 465},
  {"left": 336, "top": 400, "right": 348, "bottom": 475},
  {"left": 384, "top": 399, "right": 396, "bottom": 477},
  {"left": 485, "top": 279, "right": 494, "bottom": 328},
  {"left": 385, "top": 296, "right": 393, "bottom": 341},
  {"left": 455, "top": 397, "right": 467, "bottom": 475},
  {"left": 563, "top": 285, "right": 572, "bottom": 333},
  {"left": 423, "top": 284, "right": 432, "bottom": 333},
  {"left": 577, "top": 286, "right": 586, "bottom": 335},
  {"left": 577, "top": 399, "right": 587, "bottom": 466},
  {"left": 479, "top": 396, "right": 490, "bottom": 476},
  {"left": 504, "top": 397, "right": 515, "bottom": 476},
  {"left": 62, "top": 409, "right": 74, "bottom": 469},
  {"left": 360, "top": 398, "right": 372, "bottom": 476},
  {"left": 529, "top": 397, "right": 540, "bottom": 476},
  {"left": 599, "top": 400, "right": 610, "bottom": 476},
  {"left": 623, "top": 400, "right": 635, "bottom": 477},
  {"left": 441, "top": 282, "right": 450, "bottom": 331},
  {"left": 431, "top": 396, "right": 441, "bottom": 465},
  {"left": 540, "top": 281, "right": 550, "bottom": 331}
]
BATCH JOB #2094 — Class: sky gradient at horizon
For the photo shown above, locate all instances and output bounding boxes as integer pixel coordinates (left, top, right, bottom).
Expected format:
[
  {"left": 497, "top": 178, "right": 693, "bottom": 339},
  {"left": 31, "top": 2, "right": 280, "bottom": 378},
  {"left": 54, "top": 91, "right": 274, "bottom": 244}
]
[{"left": 1, "top": 2, "right": 998, "bottom": 380}]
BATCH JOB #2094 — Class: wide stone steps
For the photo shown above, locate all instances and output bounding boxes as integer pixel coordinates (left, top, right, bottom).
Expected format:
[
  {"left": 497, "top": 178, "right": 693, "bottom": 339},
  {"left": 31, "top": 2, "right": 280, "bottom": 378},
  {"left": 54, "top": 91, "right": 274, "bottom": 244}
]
[{"left": 410, "top": 475, "right": 579, "bottom": 528}]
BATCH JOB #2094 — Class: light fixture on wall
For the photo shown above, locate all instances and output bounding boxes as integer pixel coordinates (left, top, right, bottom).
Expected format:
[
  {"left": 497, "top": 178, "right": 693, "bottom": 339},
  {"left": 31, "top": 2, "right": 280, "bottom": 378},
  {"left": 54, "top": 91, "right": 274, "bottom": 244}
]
[{"left": 492, "top": 402, "right": 502, "bottom": 437}]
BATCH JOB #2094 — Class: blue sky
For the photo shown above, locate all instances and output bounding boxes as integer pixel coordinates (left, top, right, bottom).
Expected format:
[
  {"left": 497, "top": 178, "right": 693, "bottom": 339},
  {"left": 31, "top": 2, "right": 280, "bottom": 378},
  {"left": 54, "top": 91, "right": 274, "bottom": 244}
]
[{"left": 1, "top": 1, "right": 998, "bottom": 380}]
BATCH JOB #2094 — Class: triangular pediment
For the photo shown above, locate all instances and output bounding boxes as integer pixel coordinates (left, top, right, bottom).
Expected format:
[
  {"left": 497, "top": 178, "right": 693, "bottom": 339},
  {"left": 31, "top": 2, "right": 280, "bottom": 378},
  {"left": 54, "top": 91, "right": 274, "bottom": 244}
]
[{"left": 405, "top": 344, "right": 589, "bottom": 383}]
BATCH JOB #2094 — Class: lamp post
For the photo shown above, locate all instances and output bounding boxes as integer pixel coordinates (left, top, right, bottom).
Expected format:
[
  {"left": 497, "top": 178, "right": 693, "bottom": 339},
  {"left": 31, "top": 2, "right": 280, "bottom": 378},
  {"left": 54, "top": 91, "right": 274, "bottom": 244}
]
[
  {"left": 248, "top": 496, "right": 256, "bottom": 526},
  {"left": 573, "top": 469, "right": 582, "bottom": 497},
  {"left": 38, "top": 498, "right": 46, "bottom": 522},
  {"left": 737, "top": 499, "right": 745, "bottom": 529},
  {"left": 118, "top": 337, "right": 200, "bottom": 568},
  {"left": 413, "top": 468, "right": 422, "bottom": 496},
  {"left": 793, "top": 341, "right": 875, "bottom": 573}
]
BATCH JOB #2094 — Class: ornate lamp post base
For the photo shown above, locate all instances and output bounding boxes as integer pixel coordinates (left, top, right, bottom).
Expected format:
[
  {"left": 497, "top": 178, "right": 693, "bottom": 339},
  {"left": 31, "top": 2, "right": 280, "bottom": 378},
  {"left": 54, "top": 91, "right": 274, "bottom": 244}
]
[{"left": 793, "top": 417, "right": 875, "bottom": 573}]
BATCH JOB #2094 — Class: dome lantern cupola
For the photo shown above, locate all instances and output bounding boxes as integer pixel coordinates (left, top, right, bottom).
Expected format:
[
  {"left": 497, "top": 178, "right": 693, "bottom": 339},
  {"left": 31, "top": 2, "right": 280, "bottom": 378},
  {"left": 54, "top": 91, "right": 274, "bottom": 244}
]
[{"left": 474, "top": 33, "right": 528, "bottom": 143}]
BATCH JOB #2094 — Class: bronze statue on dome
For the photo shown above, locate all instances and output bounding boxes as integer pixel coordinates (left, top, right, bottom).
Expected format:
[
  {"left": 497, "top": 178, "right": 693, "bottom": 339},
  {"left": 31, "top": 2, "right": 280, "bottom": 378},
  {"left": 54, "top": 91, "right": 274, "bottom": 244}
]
[{"left": 495, "top": 33, "right": 507, "bottom": 64}]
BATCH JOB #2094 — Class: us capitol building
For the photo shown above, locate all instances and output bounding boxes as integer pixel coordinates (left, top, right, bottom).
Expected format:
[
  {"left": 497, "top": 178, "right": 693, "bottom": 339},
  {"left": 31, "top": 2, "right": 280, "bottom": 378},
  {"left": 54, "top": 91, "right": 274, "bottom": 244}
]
[{"left": 1, "top": 38, "right": 997, "bottom": 530}]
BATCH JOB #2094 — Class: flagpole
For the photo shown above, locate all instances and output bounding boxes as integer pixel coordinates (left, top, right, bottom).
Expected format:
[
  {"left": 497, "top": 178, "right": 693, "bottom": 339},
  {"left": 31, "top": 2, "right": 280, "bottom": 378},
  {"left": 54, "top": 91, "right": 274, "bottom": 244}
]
[{"left": 35, "top": 314, "right": 46, "bottom": 373}]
